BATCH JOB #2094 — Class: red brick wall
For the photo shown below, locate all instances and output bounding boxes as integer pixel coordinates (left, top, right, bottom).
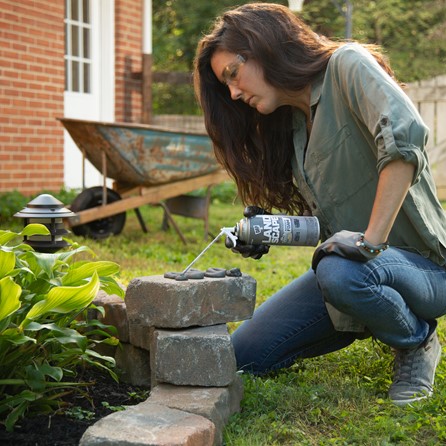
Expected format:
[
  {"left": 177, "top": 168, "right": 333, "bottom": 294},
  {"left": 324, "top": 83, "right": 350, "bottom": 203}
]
[
  {"left": 115, "top": 0, "right": 142, "bottom": 123},
  {"left": 0, "top": 0, "right": 65, "bottom": 196},
  {"left": 0, "top": 0, "right": 143, "bottom": 196}
]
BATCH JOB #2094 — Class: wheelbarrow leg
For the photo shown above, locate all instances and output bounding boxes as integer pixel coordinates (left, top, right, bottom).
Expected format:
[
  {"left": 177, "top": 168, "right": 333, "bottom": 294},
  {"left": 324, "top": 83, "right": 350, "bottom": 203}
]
[
  {"left": 159, "top": 202, "right": 187, "bottom": 245},
  {"left": 134, "top": 208, "right": 148, "bottom": 233}
]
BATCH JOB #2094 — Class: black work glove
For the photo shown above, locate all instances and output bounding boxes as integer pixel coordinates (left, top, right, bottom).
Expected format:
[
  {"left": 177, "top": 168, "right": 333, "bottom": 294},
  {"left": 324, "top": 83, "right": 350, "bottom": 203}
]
[
  {"left": 224, "top": 206, "right": 270, "bottom": 260},
  {"left": 243, "top": 205, "right": 268, "bottom": 218},
  {"left": 312, "top": 230, "right": 386, "bottom": 271}
]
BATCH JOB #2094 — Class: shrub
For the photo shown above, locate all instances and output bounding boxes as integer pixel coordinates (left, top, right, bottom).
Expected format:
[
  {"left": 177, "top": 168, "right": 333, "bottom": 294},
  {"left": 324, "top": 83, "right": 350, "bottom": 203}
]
[
  {"left": 0, "top": 191, "right": 28, "bottom": 223},
  {"left": 152, "top": 83, "right": 201, "bottom": 115},
  {"left": 211, "top": 181, "right": 238, "bottom": 204},
  {"left": 0, "top": 224, "right": 124, "bottom": 431}
]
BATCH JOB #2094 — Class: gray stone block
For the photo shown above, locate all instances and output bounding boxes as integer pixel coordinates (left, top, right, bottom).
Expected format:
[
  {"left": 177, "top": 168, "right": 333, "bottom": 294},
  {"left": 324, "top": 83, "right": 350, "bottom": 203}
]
[
  {"left": 79, "top": 403, "right": 215, "bottom": 446},
  {"left": 147, "top": 377, "right": 244, "bottom": 446},
  {"left": 92, "top": 290, "right": 129, "bottom": 342},
  {"left": 115, "top": 342, "right": 151, "bottom": 387},
  {"left": 151, "top": 325, "right": 236, "bottom": 387},
  {"left": 125, "top": 274, "right": 256, "bottom": 329},
  {"left": 129, "top": 323, "right": 151, "bottom": 351}
]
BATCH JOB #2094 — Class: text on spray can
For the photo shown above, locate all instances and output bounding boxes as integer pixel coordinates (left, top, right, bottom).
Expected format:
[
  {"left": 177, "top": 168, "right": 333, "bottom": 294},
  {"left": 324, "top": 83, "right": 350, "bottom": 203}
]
[{"left": 235, "top": 215, "right": 320, "bottom": 247}]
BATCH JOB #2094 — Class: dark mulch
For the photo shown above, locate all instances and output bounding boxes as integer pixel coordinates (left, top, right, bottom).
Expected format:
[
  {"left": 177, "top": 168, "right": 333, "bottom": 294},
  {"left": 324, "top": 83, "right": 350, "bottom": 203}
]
[{"left": 0, "top": 368, "right": 150, "bottom": 446}]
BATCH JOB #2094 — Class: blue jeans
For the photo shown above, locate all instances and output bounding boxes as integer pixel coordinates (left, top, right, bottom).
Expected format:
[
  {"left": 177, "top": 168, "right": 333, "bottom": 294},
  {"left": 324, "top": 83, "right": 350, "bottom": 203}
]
[{"left": 232, "top": 248, "right": 446, "bottom": 375}]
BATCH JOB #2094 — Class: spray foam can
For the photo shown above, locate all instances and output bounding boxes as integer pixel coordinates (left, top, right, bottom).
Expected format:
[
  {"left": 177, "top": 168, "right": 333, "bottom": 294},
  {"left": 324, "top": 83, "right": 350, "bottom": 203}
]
[{"left": 235, "top": 215, "right": 320, "bottom": 247}]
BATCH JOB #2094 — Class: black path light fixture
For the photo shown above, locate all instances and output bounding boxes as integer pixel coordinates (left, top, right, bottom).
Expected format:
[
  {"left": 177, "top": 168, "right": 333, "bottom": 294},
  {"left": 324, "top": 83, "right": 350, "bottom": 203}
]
[
  {"left": 14, "top": 194, "right": 75, "bottom": 253},
  {"left": 288, "top": 0, "right": 353, "bottom": 39}
]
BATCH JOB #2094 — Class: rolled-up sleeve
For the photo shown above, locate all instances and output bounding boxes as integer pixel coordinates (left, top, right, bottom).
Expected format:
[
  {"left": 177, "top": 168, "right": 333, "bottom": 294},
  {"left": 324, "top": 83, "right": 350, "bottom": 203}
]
[{"left": 375, "top": 113, "right": 428, "bottom": 184}]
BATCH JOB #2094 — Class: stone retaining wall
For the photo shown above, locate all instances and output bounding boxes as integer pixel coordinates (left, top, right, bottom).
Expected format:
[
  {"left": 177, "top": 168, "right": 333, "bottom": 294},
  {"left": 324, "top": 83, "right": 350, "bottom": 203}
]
[{"left": 80, "top": 273, "right": 256, "bottom": 446}]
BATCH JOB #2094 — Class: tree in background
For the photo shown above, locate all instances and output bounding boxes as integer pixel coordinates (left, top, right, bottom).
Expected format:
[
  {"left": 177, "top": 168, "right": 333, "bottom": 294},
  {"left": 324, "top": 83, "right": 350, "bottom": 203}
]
[
  {"left": 346, "top": 0, "right": 446, "bottom": 82},
  {"left": 152, "top": 0, "right": 446, "bottom": 113},
  {"left": 152, "top": 1, "right": 286, "bottom": 72}
]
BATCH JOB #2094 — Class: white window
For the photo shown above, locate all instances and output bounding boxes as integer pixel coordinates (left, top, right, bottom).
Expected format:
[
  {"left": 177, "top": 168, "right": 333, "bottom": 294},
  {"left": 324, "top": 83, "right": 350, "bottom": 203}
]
[
  {"left": 65, "top": 0, "right": 92, "bottom": 93},
  {"left": 63, "top": 0, "right": 115, "bottom": 190}
]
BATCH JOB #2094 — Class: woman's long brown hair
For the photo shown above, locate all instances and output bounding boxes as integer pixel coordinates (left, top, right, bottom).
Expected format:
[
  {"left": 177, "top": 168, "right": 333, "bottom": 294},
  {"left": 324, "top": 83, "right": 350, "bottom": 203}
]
[{"left": 194, "top": 3, "right": 395, "bottom": 215}]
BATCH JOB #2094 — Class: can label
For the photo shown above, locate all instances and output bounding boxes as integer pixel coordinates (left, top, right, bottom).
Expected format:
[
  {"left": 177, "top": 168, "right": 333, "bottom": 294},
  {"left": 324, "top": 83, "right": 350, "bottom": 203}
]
[{"left": 236, "top": 215, "right": 320, "bottom": 247}]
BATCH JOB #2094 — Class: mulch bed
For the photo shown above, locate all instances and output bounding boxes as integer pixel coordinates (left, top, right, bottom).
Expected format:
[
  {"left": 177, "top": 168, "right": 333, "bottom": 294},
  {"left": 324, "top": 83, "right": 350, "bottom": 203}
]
[{"left": 0, "top": 368, "right": 150, "bottom": 446}]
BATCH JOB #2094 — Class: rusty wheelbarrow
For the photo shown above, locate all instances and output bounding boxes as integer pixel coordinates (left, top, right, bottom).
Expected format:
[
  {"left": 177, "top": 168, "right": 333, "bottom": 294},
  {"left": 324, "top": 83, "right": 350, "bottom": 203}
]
[{"left": 59, "top": 118, "right": 228, "bottom": 239}]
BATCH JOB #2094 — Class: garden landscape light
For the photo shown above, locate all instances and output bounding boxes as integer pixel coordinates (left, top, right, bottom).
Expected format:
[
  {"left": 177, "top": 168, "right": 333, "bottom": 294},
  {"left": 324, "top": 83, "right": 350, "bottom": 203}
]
[{"left": 14, "top": 194, "right": 75, "bottom": 253}]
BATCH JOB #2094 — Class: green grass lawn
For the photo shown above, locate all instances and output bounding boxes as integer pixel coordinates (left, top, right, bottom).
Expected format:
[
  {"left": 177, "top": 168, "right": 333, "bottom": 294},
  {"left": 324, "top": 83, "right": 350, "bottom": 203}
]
[{"left": 4, "top": 189, "right": 446, "bottom": 445}]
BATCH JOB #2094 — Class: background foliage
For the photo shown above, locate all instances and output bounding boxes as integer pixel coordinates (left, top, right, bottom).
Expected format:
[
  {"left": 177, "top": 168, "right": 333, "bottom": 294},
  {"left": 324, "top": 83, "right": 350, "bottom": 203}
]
[{"left": 152, "top": 0, "right": 446, "bottom": 113}]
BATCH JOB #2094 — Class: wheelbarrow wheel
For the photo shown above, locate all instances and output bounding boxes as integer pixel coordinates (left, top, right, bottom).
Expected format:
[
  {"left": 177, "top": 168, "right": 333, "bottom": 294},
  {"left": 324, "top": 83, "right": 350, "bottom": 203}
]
[{"left": 70, "top": 187, "right": 126, "bottom": 239}]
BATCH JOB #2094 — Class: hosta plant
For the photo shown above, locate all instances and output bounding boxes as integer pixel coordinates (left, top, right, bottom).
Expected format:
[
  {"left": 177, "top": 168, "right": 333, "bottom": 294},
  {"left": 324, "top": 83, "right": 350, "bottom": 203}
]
[{"left": 0, "top": 224, "right": 125, "bottom": 431}]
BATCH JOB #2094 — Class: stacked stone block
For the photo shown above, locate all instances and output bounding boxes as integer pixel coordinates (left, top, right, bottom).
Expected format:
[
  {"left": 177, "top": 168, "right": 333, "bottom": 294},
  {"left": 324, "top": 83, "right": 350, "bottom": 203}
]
[{"left": 80, "top": 273, "right": 256, "bottom": 446}]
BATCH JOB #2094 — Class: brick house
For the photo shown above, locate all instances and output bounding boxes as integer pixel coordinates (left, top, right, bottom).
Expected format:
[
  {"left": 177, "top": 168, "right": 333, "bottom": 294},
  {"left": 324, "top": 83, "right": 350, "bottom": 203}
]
[{"left": 0, "top": 0, "right": 146, "bottom": 196}]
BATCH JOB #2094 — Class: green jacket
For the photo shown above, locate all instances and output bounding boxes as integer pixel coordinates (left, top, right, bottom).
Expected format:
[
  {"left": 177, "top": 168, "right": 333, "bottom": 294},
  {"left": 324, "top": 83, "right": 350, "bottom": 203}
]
[{"left": 291, "top": 43, "right": 446, "bottom": 331}]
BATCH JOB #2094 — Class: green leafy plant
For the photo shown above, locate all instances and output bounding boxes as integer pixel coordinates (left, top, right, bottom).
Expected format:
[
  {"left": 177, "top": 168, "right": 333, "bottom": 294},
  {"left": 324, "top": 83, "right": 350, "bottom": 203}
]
[
  {"left": 127, "top": 389, "right": 150, "bottom": 401},
  {"left": 0, "top": 224, "right": 124, "bottom": 431},
  {"left": 65, "top": 406, "right": 96, "bottom": 421},
  {"left": 101, "top": 401, "right": 125, "bottom": 412}
]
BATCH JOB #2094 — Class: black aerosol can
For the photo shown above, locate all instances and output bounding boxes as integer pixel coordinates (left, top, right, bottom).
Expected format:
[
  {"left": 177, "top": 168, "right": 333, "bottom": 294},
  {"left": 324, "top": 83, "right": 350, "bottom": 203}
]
[{"left": 235, "top": 215, "right": 320, "bottom": 247}]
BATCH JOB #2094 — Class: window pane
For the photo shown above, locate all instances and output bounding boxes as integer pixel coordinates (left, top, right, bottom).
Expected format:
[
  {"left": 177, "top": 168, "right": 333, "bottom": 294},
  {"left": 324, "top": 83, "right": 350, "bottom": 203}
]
[
  {"left": 83, "top": 28, "right": 90, "bottom": 59},
  {"left": 71, "top": 0, "right": 79, "bottom": 21},
  {"left": 72, "top": 60, "right": 79, "bottom": 92},
  {"left": 71, "top": 25, "right": 79, "bottom": 57},
  {"left": 83, "top": 63, "right": 90, "bottom": 93},
  {"left": 64, "top": 22, "right": 68, "bottom": 55},
  {"left": 83, "top": 0, "right": 90, "bottom": 23},
  {"left": 65, "top": 59, "right": 69, "bottom": 91}
]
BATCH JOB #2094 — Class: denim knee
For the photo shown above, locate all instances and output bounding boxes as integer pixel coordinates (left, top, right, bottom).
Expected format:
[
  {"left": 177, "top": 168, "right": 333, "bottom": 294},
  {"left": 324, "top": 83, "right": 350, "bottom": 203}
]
[{"left": 315, "top": 255, "right": 362, "bottom": 310}]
